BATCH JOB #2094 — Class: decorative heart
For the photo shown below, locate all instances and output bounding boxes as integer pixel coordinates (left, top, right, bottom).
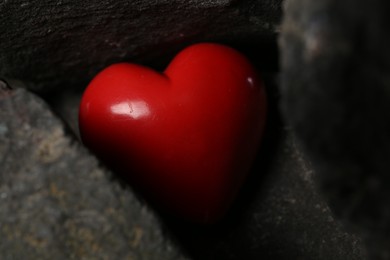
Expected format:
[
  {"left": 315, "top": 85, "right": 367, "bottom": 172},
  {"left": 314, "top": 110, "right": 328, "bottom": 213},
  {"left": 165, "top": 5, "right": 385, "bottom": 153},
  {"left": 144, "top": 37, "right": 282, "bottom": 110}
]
[{"left": 79, "top": 43, "right": 267, "bottom": 223}]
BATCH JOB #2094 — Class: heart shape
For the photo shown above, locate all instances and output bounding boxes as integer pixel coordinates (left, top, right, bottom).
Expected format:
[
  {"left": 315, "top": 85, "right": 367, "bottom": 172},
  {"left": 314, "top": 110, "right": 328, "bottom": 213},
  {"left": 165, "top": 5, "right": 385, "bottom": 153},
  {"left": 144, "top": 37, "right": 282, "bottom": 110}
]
[{"left": 79, "top": 43, "right": 267, "bottom": 223}]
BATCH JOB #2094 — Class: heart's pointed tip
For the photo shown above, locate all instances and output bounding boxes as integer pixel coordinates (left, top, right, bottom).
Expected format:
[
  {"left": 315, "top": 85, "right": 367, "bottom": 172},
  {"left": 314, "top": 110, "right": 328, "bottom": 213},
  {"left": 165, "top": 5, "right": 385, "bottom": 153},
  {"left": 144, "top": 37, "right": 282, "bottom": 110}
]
[{"left": 164, "top": 207, "right": 227, "bottom": 225}]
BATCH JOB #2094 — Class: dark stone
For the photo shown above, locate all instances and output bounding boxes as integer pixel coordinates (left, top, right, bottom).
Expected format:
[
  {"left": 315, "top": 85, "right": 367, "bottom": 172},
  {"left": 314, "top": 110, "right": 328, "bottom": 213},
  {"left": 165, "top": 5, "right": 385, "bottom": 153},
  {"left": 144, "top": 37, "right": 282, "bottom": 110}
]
[
  {"left": 0, "top": 0, "right": 282, "bottom": 94},
  {"left": 0, "top": 87, "right": 186, "bottom": 259},
  {"left": 280, "top": 0, "right": 390, "bottom": 258}
]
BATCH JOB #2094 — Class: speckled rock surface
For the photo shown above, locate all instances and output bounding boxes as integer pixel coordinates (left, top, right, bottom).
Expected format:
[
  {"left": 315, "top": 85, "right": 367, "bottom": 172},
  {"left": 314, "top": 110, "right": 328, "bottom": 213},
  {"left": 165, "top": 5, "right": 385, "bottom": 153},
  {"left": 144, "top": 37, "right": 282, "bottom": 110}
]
[
  {"left": 280, "top": 0, "right": 390, "bottom": 258},
  {"left": 0, "top": 87, "right": 186, "bottom": 260}
]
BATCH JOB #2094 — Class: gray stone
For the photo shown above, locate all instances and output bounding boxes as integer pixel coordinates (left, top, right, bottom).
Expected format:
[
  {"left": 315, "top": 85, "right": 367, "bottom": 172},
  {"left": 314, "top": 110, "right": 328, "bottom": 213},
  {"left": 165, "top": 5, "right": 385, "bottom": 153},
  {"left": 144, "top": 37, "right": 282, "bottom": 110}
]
[
  {"left": 280, "top": 0, "right": 390, "bottom": 258},
  {"left": 0, "top": 87, "right": 187, "bottom": 260}
]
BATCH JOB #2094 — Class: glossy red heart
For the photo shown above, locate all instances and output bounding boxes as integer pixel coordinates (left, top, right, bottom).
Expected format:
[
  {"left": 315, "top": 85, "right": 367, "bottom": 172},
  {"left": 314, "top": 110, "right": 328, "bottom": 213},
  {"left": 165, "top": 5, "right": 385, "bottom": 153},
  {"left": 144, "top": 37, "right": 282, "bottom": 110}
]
[{"left": 79, "top": 43, "right": 267, "bottom": 223}]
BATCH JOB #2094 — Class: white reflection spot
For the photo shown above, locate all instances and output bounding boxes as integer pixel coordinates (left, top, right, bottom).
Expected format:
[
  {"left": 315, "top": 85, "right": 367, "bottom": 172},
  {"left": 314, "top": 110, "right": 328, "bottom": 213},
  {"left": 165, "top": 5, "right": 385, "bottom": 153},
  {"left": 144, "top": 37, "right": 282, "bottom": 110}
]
[
  {"left": 111, "top": 101, "right": 150, "bottom": 119},
  {"left": 247, "top": 77, "right": 254, "bottom": 88}
]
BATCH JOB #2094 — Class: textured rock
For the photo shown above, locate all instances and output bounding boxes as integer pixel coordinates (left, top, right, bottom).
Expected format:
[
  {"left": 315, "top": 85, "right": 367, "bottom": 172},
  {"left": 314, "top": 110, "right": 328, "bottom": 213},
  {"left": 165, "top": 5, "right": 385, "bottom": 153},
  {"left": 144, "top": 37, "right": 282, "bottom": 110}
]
[
  {"left": 0, "top": 0, "right": 282, "bottom": 94},
  {"left": 280, "top": 0, "right": 390, "bottom": 258},
  {"left": 0, "top": 86, "right": 186, "bottom": 260}
]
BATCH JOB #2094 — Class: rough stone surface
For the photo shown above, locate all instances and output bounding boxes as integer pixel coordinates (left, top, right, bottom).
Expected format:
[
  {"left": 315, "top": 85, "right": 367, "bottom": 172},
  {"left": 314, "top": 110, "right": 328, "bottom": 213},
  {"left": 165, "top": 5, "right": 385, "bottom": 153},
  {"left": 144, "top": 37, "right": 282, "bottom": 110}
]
[
  {"left": 280, "top": 0, "right": 390, "bottom": 258},
  {"left": 0, "top": 0, "right": 282, "bottom": 94},
  {"left": 0, "top": 87, "right": 186, "bottom": 260}
]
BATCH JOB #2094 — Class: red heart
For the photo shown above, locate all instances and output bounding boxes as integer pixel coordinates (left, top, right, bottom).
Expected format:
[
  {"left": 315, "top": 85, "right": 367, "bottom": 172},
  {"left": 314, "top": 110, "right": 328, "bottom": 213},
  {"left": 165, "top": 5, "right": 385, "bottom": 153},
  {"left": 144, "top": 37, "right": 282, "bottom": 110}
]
[{"left": 79, "top": 43, "right": 267, "bottom": 223}]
